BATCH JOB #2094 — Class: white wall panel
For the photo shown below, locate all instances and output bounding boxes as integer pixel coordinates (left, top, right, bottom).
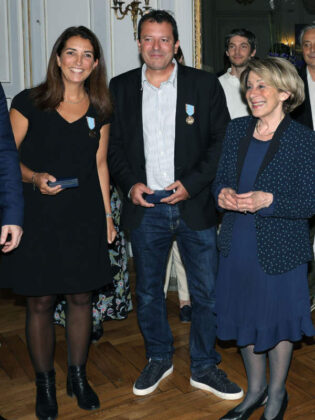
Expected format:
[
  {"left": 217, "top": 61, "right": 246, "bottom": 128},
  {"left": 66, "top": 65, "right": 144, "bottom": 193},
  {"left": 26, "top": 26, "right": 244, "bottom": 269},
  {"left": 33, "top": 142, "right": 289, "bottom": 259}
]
[
  {"left": 173, "top": 0, "right": 193, "bottom": 67},
  {"left": 0, "top": 0, "right": 10, "bottom": 81},
  {"left": 3, "top": 0, "right": 196, "bottom": 98},
  {"left": 105, "top": 0, "right": 193, "bottom": 77},
  {"left": 44, "top": 0, "right": 91, "bottom": 58},
  {"left": 91, "top": 0, "right": 112, "bottom": 81},
  {"left": 29, "top": 0, "right": 92, "bottom": 86},
  {"left": 157, "top": 0, "right": 194, "bottom": 67},
  {"left": 108, "top": 0, "right": 158, "bottom": 77},
  {"left": 2, "top": 0, "right": 25, "bottom": 99},
  {"left": 29, "top": 0, "right": 46, "bottom": 86}
]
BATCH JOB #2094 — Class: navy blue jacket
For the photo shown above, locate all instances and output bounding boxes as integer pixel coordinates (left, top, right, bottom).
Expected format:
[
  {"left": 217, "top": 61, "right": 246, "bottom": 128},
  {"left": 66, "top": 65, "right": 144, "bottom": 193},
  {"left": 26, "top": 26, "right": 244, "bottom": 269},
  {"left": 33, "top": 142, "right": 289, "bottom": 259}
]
[
  {"left": 213, "top": 115, "right": 314, "bottom": 275},
  {"left": 0, "top": 83, "right": 23, "bottom": 227}
]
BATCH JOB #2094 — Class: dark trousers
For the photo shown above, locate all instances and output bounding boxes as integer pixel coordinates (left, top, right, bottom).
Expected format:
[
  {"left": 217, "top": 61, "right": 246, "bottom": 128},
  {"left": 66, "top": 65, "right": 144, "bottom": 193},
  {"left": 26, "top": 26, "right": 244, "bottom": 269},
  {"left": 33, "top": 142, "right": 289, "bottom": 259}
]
[{"left": 130, "top": 191, "right": 220, "bottom": 375}]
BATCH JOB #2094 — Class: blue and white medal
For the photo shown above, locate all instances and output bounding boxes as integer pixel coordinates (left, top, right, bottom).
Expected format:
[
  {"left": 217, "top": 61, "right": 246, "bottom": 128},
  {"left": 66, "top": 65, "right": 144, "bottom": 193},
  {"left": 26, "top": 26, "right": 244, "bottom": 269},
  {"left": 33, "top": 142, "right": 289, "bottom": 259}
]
[
  {"left": 86, "top": 116, "right": 96, "bottom": 137},
  {"left": 185, "top": 104, "right": 195, "bottom": 125}
]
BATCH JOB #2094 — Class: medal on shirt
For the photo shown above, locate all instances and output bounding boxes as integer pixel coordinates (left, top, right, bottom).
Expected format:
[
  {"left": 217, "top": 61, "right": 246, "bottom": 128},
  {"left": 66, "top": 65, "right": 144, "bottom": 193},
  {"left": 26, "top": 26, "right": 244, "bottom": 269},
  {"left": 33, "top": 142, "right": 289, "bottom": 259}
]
[
  {"left": 185, "top": 104, "right": 195, "bottom": 125},
  {"left": 86, "top": 116, "right": 96, "bottom": 137}
]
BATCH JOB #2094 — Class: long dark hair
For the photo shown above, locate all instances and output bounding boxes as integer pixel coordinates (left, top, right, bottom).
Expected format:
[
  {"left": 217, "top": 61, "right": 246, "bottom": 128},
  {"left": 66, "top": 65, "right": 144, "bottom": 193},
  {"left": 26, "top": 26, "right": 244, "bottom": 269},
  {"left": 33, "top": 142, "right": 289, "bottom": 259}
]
[{"left": 31, "top": 26, "right": 112, "bottom": 120}]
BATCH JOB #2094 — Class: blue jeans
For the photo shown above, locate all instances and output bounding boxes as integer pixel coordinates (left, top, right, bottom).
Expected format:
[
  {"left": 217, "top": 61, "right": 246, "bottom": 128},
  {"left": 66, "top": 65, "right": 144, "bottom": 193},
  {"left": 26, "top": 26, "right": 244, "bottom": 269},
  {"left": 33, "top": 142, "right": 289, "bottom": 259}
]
[{"left": 130, "top": 191, "right": 221, "bottom": 375}]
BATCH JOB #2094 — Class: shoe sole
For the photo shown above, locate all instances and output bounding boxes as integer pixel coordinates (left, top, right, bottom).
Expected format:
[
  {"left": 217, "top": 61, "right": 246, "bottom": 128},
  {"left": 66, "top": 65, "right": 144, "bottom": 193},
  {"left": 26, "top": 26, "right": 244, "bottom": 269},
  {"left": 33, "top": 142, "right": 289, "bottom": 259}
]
[
  {"left": 67, "top": 391, "right": 100, "bottom": 410},
  {"left": 133, "top": 365, "right": 173, "bottom": 396},
  {"left": 37, "top": 416, "right": 57, "bottom": 420},
  {"left": 190, "top": 378, "right": 244, "bottom": 400},
  {"left": 38, "top": 417, "right": 57, "bottom": 420}
]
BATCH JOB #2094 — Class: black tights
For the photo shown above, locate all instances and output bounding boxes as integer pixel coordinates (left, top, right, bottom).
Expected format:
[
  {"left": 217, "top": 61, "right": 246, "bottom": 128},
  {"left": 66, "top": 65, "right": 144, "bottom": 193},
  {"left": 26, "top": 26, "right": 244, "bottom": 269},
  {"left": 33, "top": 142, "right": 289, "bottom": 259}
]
[
  {"left": 232, "top": 341, "right": 293, "bottom": 419},
  {"left": 26, "top": 293, "right": 92, "bottom": 373}
]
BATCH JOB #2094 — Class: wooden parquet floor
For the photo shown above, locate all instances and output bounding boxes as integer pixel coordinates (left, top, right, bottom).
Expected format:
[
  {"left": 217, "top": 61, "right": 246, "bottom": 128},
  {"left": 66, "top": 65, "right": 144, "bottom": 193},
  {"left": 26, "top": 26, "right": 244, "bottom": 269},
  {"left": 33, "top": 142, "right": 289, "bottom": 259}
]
[{"left": 0, "top": 264, "right": 314, "bottom": 420}]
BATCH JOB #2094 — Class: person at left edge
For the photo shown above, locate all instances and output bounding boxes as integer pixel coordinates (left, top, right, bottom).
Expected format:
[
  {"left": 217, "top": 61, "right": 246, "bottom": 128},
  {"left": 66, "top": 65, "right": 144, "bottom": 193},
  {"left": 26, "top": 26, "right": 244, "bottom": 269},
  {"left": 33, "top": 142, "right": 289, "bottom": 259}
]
[
  {"left": 0, "top": 83, "right": 23, "bottom": 253},
  {"left": 0, "top": 82, "right": 24, "bottom": 420},
  {"left": 1, "top": 26, "right": 116, "bottom": 420},
  {"left": 109, "top": 9, "right": 242, "bottom": 399}
]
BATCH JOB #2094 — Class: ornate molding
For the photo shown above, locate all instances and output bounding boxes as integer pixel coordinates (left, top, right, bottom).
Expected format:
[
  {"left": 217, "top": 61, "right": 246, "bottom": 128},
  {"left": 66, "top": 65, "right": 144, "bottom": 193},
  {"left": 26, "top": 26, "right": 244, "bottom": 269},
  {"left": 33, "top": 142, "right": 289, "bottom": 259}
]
[{"left": 194, "top": 0, "right": 202, "bottom": 69}]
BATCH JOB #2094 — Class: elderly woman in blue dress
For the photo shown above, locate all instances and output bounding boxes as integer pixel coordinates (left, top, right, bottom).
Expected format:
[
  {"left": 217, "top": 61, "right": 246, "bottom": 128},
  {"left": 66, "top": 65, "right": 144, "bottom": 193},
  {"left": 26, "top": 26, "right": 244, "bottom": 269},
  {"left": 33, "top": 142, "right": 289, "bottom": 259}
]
[{"left": 213, "top": 57, "right": 315, "bottom": 420}]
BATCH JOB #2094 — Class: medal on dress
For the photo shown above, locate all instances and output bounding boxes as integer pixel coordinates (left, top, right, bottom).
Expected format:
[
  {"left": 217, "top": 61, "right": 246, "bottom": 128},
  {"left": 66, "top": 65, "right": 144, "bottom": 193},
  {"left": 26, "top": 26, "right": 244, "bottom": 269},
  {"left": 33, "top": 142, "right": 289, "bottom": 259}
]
[
  {"left": 185, "top": 104, "right": 195, "bottom": 125},
  {"left": 86, "top": 116, "right": 96, "bottom": 137}
]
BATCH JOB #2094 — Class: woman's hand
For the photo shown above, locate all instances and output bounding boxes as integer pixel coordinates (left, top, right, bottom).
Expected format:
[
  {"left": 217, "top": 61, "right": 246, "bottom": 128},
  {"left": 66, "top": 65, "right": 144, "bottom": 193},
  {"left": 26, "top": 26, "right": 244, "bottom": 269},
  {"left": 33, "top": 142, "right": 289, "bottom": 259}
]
[
  {"left": 218, "top": 188, "right": 238, "bottom": 211},
  {"left": 33, "top": 172, "right": 63, "bottom": 195},
  {"left": 107, "top": 217, "right": 117, "bottom": 244},
  {"left": 236, "top": 191, "right": 273, "bottom": 213}
]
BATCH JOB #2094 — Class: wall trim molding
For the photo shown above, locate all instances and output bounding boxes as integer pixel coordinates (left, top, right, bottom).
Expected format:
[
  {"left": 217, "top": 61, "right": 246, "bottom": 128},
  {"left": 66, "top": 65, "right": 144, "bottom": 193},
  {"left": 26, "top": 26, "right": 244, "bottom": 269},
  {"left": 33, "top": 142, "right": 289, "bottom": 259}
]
[{"left": 194, "top": 0, "right": 201, "bottom": 68}]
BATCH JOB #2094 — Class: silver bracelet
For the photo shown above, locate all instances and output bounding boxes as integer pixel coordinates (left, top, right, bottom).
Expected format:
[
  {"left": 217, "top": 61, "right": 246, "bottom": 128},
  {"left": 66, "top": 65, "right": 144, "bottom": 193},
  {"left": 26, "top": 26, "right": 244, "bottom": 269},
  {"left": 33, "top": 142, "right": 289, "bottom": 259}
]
[{"left": 106, "top": 213, "right": 113, "bottom": 218}]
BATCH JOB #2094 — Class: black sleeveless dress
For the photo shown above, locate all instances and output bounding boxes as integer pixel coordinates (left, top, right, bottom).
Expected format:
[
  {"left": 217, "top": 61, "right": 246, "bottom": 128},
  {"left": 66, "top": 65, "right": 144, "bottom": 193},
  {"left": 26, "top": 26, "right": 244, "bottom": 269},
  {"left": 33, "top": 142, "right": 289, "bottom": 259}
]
[{"left": 1, "top": 89, "right": 113, "bottom": 296}]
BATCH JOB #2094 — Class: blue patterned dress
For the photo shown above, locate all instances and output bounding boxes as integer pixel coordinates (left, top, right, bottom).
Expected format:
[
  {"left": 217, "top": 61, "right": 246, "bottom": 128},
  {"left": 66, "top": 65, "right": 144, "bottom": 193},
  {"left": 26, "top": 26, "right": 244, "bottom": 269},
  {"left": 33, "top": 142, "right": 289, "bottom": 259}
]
[{"left": 215, "top": 138, "right": 315, "bottom": 352}]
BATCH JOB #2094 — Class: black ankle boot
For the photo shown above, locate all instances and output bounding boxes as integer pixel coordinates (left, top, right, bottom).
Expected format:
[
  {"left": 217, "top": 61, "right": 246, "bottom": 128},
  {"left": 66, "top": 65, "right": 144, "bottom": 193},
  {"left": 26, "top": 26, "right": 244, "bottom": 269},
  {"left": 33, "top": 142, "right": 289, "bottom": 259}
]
[
  {"left": 67, "top": 365, "right": 100, "bottom": 410},
  {"left": 35, "top": 370, "right": 58, "bottom": 420}
]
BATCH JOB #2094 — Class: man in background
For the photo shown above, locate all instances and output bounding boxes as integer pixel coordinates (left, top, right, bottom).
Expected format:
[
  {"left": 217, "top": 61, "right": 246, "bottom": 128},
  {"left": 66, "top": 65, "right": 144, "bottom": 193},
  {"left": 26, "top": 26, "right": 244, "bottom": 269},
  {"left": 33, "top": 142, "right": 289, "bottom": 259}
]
[
  {"left": 219, "top": 28, "right": 256, "bottom": 119},
  {"left": 291, "top": 24, "right": 315, "bottom": 309},
  {"left": 292, "top": 24, "right": 315, "bottom": 129}
]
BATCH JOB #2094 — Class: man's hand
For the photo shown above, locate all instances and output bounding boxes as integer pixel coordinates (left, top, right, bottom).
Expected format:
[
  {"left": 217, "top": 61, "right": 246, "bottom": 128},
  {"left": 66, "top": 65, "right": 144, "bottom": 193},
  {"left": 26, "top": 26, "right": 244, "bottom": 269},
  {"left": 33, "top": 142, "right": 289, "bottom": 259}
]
[
  {"left": 218, "top": 188, "right": 238, "bottom": 211},
  {"left": 161, "top": 181, "right": 189, "bottom": 205},
  {"left": 235, "top": 191, "right": 273, "bottom": 213},
  {"left": 0, "top": 224, "right": 23, "bottom": 253},
  {"left": 130, "top": 183, "right": 155, "bottom": 207}
]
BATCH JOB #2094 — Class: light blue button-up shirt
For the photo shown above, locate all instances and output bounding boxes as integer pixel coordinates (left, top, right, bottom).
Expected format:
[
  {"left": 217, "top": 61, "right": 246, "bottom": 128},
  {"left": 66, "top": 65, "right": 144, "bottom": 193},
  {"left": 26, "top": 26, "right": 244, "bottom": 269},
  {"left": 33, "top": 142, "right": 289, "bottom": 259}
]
[{"left": 142, "top": 60, "right": 178, "bottom": 190}]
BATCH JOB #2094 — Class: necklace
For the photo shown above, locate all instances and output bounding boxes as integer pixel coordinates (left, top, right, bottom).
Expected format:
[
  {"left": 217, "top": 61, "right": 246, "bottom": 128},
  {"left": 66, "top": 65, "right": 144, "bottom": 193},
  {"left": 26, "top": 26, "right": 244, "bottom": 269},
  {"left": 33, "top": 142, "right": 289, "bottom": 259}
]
[
  {"left": 255, "top": 121, "right": 275, "bottom": 136},
  {"left": 255, "top": 115, "right": 284, "bottom": 136},
  {"left": 63, "top": 94, "right": 87, "bottom": 105}
]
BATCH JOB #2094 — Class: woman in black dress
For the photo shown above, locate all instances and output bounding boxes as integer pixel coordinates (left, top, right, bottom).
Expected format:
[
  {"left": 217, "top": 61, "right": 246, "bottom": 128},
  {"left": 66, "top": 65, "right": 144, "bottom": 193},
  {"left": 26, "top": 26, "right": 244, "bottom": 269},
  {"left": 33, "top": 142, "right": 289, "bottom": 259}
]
[
  {"left": 213, "top": 58, "right": 314, "bottom": 420},
  {"left": 4, "top": 26, "right": 116, "bottom": 419},
  {"left": 54, "top": 184, "right": 133, "bottom": 341}
]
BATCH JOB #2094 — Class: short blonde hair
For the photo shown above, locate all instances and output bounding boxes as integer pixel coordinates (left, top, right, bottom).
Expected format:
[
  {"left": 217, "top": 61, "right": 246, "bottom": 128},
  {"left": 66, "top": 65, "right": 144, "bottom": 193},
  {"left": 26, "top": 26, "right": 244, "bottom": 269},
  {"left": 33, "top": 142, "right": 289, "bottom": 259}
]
[{"left": 240, "top": 57, "right": 305, "bottom": 113}]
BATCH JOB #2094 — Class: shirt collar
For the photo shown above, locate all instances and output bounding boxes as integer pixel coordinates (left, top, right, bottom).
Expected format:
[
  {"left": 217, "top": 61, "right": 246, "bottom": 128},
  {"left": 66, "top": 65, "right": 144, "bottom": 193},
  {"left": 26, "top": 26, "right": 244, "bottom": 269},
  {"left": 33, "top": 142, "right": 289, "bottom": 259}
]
[
  {"left": 141, "top": 59, "right": 178, "bottom": 88},
  {"left": 224, "top": 67, "right": 241, "bottom": 86},
  {"left": 307, "top": 66, "right": 315, "bottom": 84},
  {"left": 226, "top": 68, "right": 238, "bottom": 79}
]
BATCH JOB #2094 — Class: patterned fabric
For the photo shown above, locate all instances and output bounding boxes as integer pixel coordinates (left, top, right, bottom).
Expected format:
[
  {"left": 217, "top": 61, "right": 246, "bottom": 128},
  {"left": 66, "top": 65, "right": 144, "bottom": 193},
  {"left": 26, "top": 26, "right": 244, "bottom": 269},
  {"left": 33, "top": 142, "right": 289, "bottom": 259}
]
[
  {"left": 53, "top": 186, "right": 133, "bottom": 329},
  {"left": 212, "top": 115, "right": 315, "bottom": 275}
]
